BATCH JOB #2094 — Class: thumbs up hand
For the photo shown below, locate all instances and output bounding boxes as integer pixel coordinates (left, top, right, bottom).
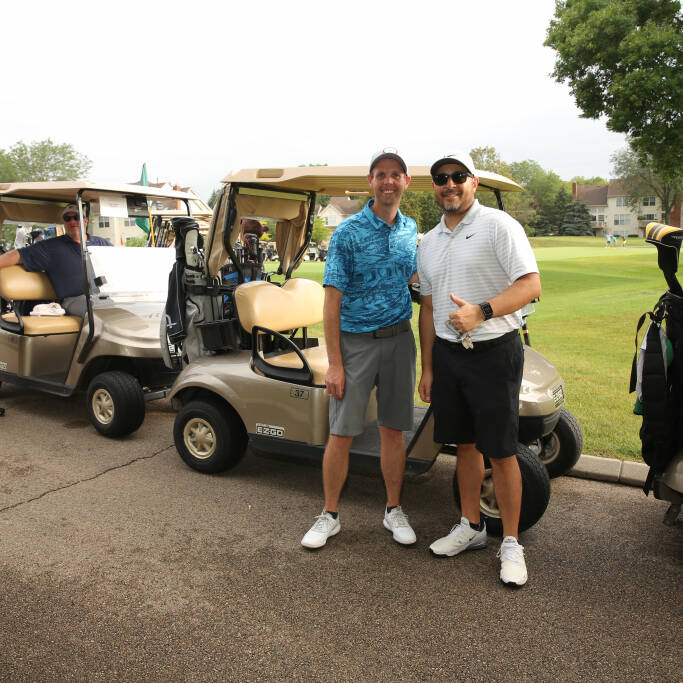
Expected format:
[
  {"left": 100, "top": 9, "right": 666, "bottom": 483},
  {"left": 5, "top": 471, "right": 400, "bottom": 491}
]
[{"left": 448, "top": 294, "right": 485, "bottom": 333}]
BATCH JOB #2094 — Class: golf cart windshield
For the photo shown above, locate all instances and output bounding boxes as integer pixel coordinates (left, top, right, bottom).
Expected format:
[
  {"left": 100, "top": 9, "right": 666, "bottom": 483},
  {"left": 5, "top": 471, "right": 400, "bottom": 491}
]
[
  {"left": 205, "top": 166, "right": 522, "bottom": 279},
  {"left": 89, "top": 246, "right": 174, "bottom": 302}
]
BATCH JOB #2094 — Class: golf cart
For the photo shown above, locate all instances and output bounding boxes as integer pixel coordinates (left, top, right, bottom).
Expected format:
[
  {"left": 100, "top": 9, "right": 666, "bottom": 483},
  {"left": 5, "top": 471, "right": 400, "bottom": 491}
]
[
  {"left": 164, "top": 166, "right": 581, "bottom": 534},
  {"left": 0, "top": 181, "right": 198, "bottom": 437}
]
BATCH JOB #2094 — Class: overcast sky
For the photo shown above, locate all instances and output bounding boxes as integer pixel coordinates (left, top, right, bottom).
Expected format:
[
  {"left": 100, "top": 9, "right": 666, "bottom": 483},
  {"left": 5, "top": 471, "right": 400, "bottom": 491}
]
[{"left": 3, "top": 0, "right": 627, "bottom": 200}]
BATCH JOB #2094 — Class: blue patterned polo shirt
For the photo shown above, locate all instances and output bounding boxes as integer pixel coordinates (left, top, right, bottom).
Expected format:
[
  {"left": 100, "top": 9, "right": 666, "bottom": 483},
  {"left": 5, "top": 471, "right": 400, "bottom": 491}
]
[{"left": 323, "top": 200, "right": 417, "bottom": 333}]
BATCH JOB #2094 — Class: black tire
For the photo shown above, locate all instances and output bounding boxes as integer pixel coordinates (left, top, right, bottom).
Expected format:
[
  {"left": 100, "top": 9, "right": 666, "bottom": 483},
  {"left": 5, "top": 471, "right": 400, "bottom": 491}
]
[
  {"left": 453, "top": 443, "right": 550, "bottom": 536},
  {"left": 533, "top": 407, "right": 583, "bottom": 478},
  {"left": 86, "top": 371, "right": 145, "bottom": 438},
  {"left": 174, "top": 399, "right": 248, "bottom": 474}
]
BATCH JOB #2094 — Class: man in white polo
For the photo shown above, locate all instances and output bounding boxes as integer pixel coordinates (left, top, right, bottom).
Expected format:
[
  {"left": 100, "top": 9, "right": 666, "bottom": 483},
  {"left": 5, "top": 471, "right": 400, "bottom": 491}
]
[{"left": 417, "top": 150, "right": 541, "bottom": 587}]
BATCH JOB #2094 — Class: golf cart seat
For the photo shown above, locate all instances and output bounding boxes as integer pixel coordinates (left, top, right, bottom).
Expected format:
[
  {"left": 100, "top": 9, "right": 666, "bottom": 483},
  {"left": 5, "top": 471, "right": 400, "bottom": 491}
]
[
  {"left": 234, "top": 278, "right": 327, "bottom": 386},
  {"left": 0, "top": 265, "right": 81, "bottom": 335}
]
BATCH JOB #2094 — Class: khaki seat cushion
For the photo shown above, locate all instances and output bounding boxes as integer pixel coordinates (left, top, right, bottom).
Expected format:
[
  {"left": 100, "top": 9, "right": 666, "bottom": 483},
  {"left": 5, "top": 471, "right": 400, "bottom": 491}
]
[
  {"left": 234, "top": 278, "right": 324, "bottom": 333},
  {"left": 234, "top": 278, "right": 327, "bottom": 385},
  {"left": 1, "top": 312, "right": 81, "bottom": 335},
  {"left": 0, "top": 264, "right": 81, "bottom": 335},
  {"left": 0, "top": 265, "right": 57, "bottom": 300},
  {"left": 262, "top": 343, "right": 328, "bottom": 386}
]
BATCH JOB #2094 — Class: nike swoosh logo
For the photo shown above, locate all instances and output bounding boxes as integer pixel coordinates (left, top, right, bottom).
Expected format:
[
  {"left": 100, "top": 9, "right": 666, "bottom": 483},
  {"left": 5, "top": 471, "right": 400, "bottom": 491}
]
[{"left": 465, "top": 234, "right": 474, "bottom": 239}]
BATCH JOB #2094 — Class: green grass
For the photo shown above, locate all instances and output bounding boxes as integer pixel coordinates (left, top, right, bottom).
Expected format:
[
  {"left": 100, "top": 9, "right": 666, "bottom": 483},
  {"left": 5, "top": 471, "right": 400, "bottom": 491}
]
[{"left": 266, "top": 237, "right": 662, "bottom": 461}]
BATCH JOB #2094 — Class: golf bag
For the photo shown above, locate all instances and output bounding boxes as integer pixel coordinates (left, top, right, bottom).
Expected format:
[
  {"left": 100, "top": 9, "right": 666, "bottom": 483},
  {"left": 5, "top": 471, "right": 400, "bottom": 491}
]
[
  {"left": 161, "top": 217, "right": 216, "bottom": 368},
  {"left": 631, "top": 223, "right": 683, "bottom": 494}
]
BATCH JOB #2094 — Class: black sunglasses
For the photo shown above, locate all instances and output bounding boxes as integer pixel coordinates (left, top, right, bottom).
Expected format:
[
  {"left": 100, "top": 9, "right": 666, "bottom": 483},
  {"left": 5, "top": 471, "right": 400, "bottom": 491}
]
[
  {"left": 63, "top": 214, "right": 79, "bottom": 222},
  {"left": 432, "top": 171, "right": 473, "bottom": 186}
]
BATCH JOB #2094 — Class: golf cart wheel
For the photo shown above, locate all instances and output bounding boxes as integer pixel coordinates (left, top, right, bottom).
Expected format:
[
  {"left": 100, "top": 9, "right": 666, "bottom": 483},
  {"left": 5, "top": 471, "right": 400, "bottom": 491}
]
[
  {"left": 86, "top": 371, "right": 145, "bottom": 438},
  {"left": 174, "top": 399, "right": 248, "bottom": 474},
  {"left": 533, "top": 407, "right": 583, "bottom": 479},
  {"left": 452, "top": 444, "right": 550, "bottom": 536}
]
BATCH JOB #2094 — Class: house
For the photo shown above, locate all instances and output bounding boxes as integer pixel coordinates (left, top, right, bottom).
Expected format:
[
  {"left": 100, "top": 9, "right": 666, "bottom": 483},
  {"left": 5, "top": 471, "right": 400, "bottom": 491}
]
[
  {"left": 318, "top": 197, "right": 362, "bottom": 232},
  {"left": 90, "top": 181, "right": 212, "bottom": 245},
  {"left": 572, "top": 181, "right": 680, "bottom": 237}
]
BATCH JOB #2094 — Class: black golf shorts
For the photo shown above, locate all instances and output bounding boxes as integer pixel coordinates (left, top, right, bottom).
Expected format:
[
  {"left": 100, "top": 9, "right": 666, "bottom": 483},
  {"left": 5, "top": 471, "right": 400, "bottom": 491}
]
[{"left": 431, "top": 332, "right": 523, "bottom": 459}]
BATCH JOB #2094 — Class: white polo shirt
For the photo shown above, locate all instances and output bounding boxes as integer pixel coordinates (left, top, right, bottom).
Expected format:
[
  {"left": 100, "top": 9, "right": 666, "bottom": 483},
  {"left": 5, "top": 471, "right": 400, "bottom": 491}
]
[{"left": 417, "top": 199, "right": 538, "bottom": 342}]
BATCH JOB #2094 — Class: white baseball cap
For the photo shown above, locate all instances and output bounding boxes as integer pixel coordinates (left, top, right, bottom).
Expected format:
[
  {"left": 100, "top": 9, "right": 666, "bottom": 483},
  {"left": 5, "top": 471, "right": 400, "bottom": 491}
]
[
  {"left": 430, "top": 150, "right": 476, "bottom": 176},
  {"left": 62, "top": 204, "right": 80, "bottom": 218},
  {"left": 369, "top": 147, "right": 408, "bottom": 174}
]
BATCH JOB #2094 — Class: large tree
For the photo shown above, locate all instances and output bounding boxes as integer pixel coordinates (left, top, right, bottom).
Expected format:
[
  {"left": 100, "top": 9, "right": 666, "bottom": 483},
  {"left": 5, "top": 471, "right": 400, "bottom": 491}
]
[
  {"left": 470, "top": 146, "right": 521, "bottom": 214},
  {"left": 400, "top": 191, "right": 442, "bottom": 233},
  {"left": 545, "top": 0, "right": 683, "bottom": 179},
  {"left": 508, "top": 159, "right": 566, "bottom": 213},
  {"left": 560, "top": 200, "right": 593, "bottom": 235},
  {"left": 548, "top": 187, "right": 572, "bottom": 232},
  {"left": 0, "top": 139, "right": 92, "bottom": 182},
  {"left": 611, "top": 143, "right": 682, "bottom": 222}
]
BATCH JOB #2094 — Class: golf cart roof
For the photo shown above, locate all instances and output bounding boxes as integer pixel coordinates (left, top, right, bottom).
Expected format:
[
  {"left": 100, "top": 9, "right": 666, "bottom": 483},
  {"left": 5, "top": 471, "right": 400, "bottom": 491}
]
[
  {"left": 221, "top": 166, "right": 523, "bottom": 195},
  {"left": 0, "top": 181, "right": 197, "bottom": 202}
]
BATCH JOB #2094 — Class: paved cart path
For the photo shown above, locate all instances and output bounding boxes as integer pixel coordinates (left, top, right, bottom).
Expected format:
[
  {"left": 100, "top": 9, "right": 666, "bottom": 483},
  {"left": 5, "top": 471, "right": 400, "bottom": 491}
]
[{"left": 0, "top": 385, "right": 680, "bottom": 681}]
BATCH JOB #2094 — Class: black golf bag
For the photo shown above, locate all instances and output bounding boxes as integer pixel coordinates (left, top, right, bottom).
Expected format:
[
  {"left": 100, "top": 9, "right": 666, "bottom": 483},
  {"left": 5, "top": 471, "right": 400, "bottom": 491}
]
[{"left": 631, "top": 223, "right": 683, "bottom": 494}]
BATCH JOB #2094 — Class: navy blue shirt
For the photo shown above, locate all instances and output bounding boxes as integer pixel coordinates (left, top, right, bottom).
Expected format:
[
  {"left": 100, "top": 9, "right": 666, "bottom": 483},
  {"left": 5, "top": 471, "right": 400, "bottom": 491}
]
[
  {"left": 19, "top": 234, "right": 112, "bottom": 299},
  {"left": 323, "top": 200, "right": 417, "bottom": 333}
]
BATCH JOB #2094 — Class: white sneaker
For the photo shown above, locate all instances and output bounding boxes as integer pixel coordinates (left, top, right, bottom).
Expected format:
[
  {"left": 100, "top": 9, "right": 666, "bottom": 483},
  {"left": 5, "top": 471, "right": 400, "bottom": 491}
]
[
  {"left": 383, "top": 506, "right": 417, "bottom": 545},
  {"left": 301, "top": 511, "right": 341, "bottom": 549},
  {"left": 497, "top": 536, "right": 528, "bottom": 586},
  {"left": 429, "top": 516, "right": 487, "bottom": 557}
]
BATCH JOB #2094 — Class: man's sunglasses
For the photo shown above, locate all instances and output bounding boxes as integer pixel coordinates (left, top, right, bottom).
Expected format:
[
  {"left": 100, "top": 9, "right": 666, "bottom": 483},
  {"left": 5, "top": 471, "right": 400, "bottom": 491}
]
[
  {"left": 432, "top": 171, "right": 473, "bottom": 186},
  {"left": 63, "top": 214, "right": 79, "bottom": 222}
]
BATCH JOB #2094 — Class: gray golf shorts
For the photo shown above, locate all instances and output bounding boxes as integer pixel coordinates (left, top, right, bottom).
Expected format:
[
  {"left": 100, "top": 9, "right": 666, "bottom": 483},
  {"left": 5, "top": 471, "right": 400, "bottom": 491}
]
[{"left": 329, "top": 326, "right": 416, "bottom": 437}]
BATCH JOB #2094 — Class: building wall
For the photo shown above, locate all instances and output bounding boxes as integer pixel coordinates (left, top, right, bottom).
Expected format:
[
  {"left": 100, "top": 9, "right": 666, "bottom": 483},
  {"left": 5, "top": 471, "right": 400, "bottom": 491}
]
[
  {"left": 605, "top": 195, "right": 665, "bottom": 237},
  {"left": 582, "top": 194, "right": 668, "bottom": 237},
  {"left": 90, "top": 216, "right": 148, "bottom": 245},
  {"left": 319, "top": 205, "right": 345, "bottom": 228}
]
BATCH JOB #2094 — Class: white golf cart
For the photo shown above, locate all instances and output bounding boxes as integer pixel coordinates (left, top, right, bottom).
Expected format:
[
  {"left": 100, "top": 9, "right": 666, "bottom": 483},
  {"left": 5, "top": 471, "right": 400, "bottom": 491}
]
[{"left": 0, "top": 182, "right": 199, "bottom": 437}]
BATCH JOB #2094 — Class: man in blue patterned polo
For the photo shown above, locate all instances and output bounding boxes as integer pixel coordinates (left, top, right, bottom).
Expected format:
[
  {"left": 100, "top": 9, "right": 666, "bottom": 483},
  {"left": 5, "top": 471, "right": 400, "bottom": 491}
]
[{"left": 302, "top": 148, "right": 419, "bottom": 549}]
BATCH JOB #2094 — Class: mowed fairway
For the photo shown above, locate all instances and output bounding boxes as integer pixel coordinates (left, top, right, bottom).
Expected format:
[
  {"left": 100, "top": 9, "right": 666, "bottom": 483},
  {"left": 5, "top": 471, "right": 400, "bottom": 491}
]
[{"left": 279, "top": 237, "right": 664, "bottom": 461}]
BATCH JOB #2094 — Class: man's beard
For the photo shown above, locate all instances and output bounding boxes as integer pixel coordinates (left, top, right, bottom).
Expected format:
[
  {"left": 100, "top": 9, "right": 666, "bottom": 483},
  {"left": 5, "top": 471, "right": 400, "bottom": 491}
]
[{"left": 438, "top": 197, "right": 462, "bottom": 214}]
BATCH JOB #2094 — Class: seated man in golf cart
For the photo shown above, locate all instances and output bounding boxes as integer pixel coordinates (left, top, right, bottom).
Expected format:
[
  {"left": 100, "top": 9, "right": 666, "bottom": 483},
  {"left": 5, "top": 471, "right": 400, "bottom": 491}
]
[{"left": 0, "top": 204, "right": 111, "bottom": 316}]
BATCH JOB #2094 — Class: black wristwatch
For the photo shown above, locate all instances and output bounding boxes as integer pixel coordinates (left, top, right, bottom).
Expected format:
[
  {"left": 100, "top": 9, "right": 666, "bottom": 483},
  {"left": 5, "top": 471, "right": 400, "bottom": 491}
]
[{"left": 479, "top": 301, "right": 493, "bottom": 321}]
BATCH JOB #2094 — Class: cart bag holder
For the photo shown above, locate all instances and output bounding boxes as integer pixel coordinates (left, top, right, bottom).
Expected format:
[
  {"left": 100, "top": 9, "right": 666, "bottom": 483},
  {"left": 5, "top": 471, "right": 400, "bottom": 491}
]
[{"left": 631, "top": 223, "right": 683, "bottom": 494}]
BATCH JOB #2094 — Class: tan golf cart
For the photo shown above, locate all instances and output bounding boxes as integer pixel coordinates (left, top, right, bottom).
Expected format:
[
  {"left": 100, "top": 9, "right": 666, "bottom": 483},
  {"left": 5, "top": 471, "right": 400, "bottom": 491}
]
[
  {"left": 0, "top": 182, "right": 199, "bottom": 437},
  {"left": 164, "top": 166, "right": 582, "bottom": 534}
]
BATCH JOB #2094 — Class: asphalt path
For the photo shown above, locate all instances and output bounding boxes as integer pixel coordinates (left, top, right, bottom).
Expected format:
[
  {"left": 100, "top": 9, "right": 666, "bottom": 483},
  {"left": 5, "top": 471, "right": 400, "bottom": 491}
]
[{"left": 0, "top": 383, "right": 681, "bottom": 682}]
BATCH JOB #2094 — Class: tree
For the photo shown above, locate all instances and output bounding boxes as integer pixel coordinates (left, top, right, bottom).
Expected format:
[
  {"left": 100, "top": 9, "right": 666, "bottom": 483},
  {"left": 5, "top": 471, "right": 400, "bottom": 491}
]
[
  {"left": 545, "top": 0, "right": 683, "bottom": 180},
  {"left": 570, "top": 175, "right": 608, "bottom": 186},
  {"left": 311, "top": 217, "right": 330, "bottom": 244},
  {"left": 400, "top": 191, "right": 442, "bottom": 233},
  {"left": 527, "top": 211, "right": 553, "bottom": 236},
  {"left": 509, "top": 160, "right": 566, "bottom": 213},
  {"left": 547, "top": 187, "right": 572, "bottom": 232},
  {"left": 470, "top": 147, "right": 523, "bottom": 214},
  {"left": 0, "top": 139, "right": 92, "bottom": 181},
  {"left": 470, "top": 146, "right": 511, "bottom": 177},
  {"left": 611, "top": 143, "right": 682, "bottom": 223},
  {"left": 507, "top": 159, "right": 566, "bottom": 230},
  {"left": 560, "top": 201, "right": 593, "bottom": 235},
  {"left": 208, "top": 187, "right": 221, "bottom": 208},
  {"left": 0, "top": 150, "right": 15, "bottom": 182}
]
